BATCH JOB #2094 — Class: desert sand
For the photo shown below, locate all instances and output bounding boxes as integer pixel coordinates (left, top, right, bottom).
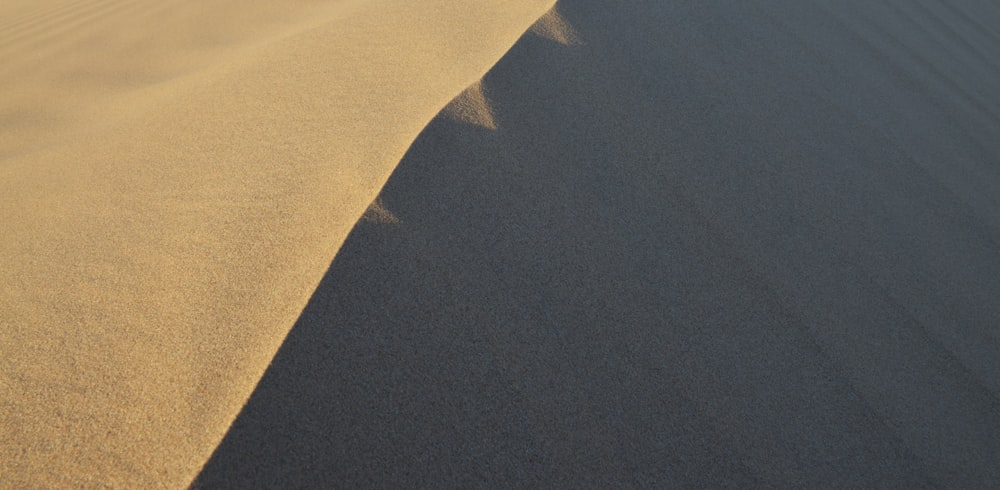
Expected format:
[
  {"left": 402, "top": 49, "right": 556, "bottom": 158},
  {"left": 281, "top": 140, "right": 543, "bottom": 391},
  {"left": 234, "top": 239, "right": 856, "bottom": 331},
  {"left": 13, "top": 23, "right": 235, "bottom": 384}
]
[
  {"left": 1, "top": 0, "right": 554, "bottom": 486},
  {"left": 3, "top": 0, "right": 1000, "bottom": 488}
]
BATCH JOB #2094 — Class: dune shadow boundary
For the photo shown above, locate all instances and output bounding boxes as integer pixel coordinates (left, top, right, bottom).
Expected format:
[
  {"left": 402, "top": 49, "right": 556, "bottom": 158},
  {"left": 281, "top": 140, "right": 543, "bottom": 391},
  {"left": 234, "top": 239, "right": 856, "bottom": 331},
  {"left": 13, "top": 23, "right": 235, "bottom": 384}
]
[{"left": 194, "top": 1, "right": 1000, "bottom": 487}]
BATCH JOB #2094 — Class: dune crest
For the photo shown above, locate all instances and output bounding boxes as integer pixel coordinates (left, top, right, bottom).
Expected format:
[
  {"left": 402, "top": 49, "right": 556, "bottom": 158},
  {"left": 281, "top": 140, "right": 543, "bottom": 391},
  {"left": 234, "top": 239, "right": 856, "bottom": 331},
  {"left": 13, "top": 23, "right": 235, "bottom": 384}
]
[
  {"left": 6, "top": 0, "right": 1000, "bottom": 486},
  {"left": 0, "top": 0, "right": 554, "bottom": 487},
  {"left": 195, "top": 0, "right": 1000, "bottom": 486}
]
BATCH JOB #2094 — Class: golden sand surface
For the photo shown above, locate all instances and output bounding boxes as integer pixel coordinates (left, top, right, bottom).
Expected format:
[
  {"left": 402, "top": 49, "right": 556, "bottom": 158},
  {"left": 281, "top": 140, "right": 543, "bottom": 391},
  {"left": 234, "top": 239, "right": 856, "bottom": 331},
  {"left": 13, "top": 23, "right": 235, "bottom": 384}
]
[
  {"left": 5, "top": 0, "right": 1000, "bottom": 487},
  {"left": 0, "top": 0, "right": 553, "bottom": 486}
]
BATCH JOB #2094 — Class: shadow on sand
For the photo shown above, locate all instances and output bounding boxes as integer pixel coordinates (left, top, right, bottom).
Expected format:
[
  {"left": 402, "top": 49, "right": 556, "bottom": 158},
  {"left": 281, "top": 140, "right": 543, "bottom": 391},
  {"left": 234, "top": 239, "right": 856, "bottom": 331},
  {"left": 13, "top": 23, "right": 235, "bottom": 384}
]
[{"left": 194, "top": 2, "right": 1000, "bottom": 487}]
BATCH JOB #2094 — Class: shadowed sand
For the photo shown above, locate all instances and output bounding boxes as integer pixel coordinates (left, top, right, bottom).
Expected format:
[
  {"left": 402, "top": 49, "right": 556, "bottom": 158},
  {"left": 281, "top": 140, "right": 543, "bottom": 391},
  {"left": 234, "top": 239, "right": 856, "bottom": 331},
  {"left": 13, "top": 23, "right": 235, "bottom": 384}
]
[
  {"left": 195, "top": 0, "right": 999, "bottom": 487},
  {"left": 3, "top": 0, "right": 1000, "bottom": 487},
  {"left": 0, "top": 0, "right": 554, "bottom": 487}
]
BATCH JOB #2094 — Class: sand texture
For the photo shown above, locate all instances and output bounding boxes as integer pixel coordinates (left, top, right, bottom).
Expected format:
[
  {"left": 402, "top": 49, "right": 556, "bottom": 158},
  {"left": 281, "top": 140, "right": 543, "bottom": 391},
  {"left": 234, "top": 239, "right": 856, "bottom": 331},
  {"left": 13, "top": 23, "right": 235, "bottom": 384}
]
[
  {"left": 4, "top": 0, "right": 1000, "bottom": 487},
  {"left": 0, "top": 0, "right": 554, "bottom": 487}
]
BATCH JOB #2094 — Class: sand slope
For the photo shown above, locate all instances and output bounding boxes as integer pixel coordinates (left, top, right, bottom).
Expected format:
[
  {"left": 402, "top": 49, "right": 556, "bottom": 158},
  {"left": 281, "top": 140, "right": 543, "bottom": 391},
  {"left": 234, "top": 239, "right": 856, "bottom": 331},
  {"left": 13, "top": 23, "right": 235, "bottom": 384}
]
[
  {"left": 196, "top": 0, "right": 1000, "bottom": 487},
  {"left": 0, "top": 0, "right": 553, "bottom": 487}
]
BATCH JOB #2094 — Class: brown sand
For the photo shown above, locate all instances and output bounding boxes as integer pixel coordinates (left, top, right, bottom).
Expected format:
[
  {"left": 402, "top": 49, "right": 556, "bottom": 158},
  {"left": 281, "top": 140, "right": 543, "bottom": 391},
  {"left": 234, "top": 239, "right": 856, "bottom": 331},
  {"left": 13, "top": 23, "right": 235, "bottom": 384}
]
[
  {"left": 0, "top": 0, "right": 553, "bottom": 487},
  {"left": 196, "top": 0, "right": 1000, "bottom": 488}
]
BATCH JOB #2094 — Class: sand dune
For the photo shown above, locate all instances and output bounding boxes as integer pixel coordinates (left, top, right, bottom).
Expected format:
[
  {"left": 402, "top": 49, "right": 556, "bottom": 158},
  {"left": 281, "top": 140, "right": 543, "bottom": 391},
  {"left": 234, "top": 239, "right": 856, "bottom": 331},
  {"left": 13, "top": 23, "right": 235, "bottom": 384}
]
[
  {"left": 195, "top": 0, "right": 999, "bottom": 487},
  {"left": 4, "top": 0, "right": 1000, "bottom": 487},
  {"left": 0, "top": 1, "right": 553, "bottom": 487}
]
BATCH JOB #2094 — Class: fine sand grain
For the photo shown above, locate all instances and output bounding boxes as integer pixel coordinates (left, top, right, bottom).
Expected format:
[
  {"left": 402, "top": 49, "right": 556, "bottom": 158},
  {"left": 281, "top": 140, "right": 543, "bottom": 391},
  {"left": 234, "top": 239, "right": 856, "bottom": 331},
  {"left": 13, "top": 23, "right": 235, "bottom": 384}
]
[
  {"left": 0, "top": 1, "right": 553, "bottom": 487},
  {"left": 4, "top": 0, "right": 1000, "bottom": 487}
]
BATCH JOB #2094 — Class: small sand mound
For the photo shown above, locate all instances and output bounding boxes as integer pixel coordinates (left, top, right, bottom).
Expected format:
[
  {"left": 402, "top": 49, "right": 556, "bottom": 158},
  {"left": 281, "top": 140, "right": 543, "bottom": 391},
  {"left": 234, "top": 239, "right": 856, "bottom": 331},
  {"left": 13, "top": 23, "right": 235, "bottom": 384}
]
[
  {"left": 361, "top": 197, "right": 401, "bottom": 224},
  {"left": 529, "top": 6, "right": 583, "bottom": 46},
  {"left": 441, "top": 81, "right": 498, "bottom": 130}
]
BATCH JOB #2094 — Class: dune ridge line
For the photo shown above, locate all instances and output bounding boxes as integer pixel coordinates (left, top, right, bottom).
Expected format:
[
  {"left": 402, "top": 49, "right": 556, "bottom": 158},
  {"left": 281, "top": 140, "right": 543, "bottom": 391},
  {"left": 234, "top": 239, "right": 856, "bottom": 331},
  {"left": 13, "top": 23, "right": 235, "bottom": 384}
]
[
  {"left": 195, "top": 0, "right": 1000, "bottom": 486},
  {"left": 0, "top": 1, "right": 554, "bottom": 487}
]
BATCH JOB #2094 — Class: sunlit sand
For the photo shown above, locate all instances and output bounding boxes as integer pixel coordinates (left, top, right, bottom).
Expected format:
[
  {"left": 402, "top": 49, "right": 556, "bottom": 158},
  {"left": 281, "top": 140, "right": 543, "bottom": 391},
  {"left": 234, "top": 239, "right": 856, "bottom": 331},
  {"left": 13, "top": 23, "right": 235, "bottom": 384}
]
[{"left": 3, "top": 0, "right": 999, "bottom": 487}]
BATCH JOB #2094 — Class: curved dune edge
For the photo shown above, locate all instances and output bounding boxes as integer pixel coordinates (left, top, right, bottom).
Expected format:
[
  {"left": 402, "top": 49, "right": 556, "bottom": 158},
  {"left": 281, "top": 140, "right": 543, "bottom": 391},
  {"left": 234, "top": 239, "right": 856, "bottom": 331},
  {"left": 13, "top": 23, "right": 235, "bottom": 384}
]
[
  {"left": 0, "top": 0, "right": 554, "bottom": 487},
  {"left": 195, "top": 0, "right": 999, "bottom": 486}
]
